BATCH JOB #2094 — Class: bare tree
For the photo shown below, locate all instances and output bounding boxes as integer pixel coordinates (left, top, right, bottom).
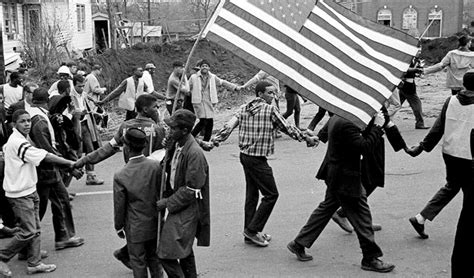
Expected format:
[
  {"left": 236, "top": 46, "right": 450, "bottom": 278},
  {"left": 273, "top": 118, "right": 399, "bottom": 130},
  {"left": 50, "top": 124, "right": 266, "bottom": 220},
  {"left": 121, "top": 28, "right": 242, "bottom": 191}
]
[{"left": 186, "top": 0, "right": 214, "bottom": 29}]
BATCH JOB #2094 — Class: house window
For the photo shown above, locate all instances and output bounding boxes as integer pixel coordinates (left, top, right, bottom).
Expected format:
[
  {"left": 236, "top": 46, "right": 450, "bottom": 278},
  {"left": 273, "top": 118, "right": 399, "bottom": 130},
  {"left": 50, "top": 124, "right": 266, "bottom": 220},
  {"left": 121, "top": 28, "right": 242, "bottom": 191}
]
[
  {"left": 402, "top": 7, "right": 417, "bottom": 30},
  {"left": 77, "top": 4, "right": 86, "bottom": 32},
  {"left": 426, "top": 8, "right": 442, "bottom": 38},
  {"left": 3, "top": 3, "right": 18, "bottom": 40},
  {"left": 377, "top": 9, "right": 392, "bottom": 26}
]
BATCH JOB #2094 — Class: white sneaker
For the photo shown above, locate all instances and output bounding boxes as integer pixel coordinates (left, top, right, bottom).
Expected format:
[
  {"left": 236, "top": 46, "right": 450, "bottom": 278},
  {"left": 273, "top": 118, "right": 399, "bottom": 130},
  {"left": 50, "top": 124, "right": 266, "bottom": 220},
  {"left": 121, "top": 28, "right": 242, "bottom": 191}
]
[{"left": 27, "top": 263, "right": 56, "bottom": 275}]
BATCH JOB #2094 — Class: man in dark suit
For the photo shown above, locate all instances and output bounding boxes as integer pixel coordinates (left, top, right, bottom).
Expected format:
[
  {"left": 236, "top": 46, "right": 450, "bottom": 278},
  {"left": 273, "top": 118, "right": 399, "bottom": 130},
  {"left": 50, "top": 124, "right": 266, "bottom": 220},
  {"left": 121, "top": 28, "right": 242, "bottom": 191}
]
[
  {"left": 287, "top": 113, "right": 395, "bottom": 273},
  {"left": 113, "top": 128, "right": 162, "bottom": 278}
]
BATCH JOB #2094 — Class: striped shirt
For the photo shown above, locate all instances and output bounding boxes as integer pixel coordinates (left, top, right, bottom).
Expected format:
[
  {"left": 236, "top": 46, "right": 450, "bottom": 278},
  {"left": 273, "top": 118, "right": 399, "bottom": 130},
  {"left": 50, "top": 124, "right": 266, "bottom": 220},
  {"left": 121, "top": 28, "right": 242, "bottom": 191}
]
[
  {"left": 3, "top": 128, "right": 47, "bottom": 198},
  {"left": 215, "top": 97, "right": 304, "bottom": 157}
]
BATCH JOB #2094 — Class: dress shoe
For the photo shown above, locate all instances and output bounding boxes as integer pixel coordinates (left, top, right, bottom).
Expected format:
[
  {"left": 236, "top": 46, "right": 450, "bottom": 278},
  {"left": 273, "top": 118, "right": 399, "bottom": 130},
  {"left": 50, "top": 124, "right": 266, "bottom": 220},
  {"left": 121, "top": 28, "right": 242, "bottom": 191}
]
[
  {"left": 409, "top": 217, "right": 429, "bottom": 239},
  {"left": 243, "top": 230, "right": 269, "bottom": 247},
  {"left": 18, "top": 250, "right": 48, "bottom": 261},
  {"left": 361, "top": 257, "right": 395, "bottom": 273},
  {"left": 86, "top": 173, "right": 104, "bottom": 185},
  {"left": 415, "top": 125, "right": 430, "bottom": 129},
  {"left": 372, "top": 224, "right": 382, "bottom": 232},
  {"left": 287, "top": 241, "right": 313, "bottom": 261},
  {"left": 26, "top": 263, "right": 56, "bottom": 275},
  {"left": 245, "top": 232, "right": 272, "bottom": 244},
  {"left": 55, "top": 236, "right": 85, "bottom": 250},
  {"left": 113, "top": 249, "right": 132, "bottom": 269},
  {"left": 331, "top": 214, "right": 353, "bottom": 233},
  {"left": 0, "top": 261, "right": 12, "bottom": 277}
]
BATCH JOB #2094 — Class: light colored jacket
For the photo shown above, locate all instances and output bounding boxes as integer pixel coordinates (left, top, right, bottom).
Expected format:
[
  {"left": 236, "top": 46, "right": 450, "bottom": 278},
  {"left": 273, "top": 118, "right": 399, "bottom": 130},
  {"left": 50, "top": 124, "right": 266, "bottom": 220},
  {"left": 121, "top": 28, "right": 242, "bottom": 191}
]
[
  {"left": 118, "top": 76, "right": 145, "bottom": 111},
  {"left": 425, "top": 49, "right": 474, "bottom": 89}
]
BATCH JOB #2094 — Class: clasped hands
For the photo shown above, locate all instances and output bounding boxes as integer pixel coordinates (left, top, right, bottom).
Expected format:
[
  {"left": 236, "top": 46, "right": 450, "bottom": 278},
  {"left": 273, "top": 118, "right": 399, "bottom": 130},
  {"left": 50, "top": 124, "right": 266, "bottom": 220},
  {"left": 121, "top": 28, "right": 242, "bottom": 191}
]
[
  {"left": 302, "top": 129, "right": 319, "bottom": 148},
  {"left": 404, "top": 144, "right": 423, "bottom": 157}
]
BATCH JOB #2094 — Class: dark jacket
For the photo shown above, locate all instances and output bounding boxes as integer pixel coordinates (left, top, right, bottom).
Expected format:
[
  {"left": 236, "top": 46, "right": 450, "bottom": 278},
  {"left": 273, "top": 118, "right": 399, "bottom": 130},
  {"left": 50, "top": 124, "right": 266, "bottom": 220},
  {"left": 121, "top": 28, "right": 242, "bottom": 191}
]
[
  {"left": 113, "top": 156, "right": 160, "bottom": 243},
  {"left": 316, "top": 115, "right": 384, "bottom": 197},
  {"left": 30, "top": 111, "right": 62, "bottom": 185},
  {"left": 158, "top": 134, "right": 210, "bottom": 259}
]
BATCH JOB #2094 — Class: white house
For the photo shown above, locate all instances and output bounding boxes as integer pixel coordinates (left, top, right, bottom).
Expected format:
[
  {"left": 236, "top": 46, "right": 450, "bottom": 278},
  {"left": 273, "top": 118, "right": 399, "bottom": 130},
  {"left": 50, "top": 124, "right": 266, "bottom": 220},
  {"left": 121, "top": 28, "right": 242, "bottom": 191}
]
[{"left": 0, "top": 0, "right": 94, "bottom": 72}]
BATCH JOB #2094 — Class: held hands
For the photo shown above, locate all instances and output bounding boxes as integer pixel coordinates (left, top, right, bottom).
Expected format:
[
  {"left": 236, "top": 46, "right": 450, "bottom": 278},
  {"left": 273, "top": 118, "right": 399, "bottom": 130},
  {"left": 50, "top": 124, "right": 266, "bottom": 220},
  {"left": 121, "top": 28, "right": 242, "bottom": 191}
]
[
  {"left": 302, "top": 130, "right": 319, "bottom": 148},
  {"left": 200, "top": 141, "right": 215, "bottom": 152},
  {"left": 156, "top": 198, "right": 168, "bottom": 212},
  {"left": 373, "top": 111, "right": 385, "bottom": 127},
  {"left": 71, "top": 168, "right": 84, "bottom": 180},
  {"left": 405, "top": 145, "right": 423, "bottom": 157}
]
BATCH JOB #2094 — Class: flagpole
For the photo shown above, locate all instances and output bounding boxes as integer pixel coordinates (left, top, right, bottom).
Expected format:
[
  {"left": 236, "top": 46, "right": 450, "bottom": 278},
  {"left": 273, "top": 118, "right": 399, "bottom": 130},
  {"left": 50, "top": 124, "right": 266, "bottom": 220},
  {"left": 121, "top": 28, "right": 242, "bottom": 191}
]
[
  {"left": 418, "top": 14, "right": 440, "bottom": 41},
  {"left": 158, "top": 0, "right": 225, "bottom": 253}
]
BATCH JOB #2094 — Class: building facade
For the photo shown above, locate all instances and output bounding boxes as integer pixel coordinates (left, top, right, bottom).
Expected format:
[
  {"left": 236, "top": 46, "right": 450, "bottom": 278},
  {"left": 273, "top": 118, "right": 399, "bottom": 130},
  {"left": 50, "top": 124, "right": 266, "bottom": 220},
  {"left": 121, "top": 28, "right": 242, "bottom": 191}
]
[{"left": 337, "top": 0, "right": 464, "bottom": 38}]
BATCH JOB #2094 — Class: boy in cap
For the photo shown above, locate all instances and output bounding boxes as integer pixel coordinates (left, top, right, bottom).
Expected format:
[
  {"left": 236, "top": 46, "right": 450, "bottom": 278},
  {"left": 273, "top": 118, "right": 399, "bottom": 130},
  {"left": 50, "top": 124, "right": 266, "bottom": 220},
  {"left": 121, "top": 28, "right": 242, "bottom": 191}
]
[
  {"left": 113, "top": 128, "right": 162, "bottom": 278},
  {"left": 0, "top": 109, "right": 77, "bottom": 277},
  {"left": 143, "top": 63, "right": 157, "bottom": 94},
  {"left": 157, "top": 109, "right": 210, "bottom": 278}
]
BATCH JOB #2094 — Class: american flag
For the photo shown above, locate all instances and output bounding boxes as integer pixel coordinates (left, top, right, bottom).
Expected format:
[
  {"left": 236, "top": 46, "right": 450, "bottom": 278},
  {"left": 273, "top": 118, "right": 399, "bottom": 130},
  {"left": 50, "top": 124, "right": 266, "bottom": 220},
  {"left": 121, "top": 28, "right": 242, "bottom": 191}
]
[{"left": 202, "top": 0, "right": 419, "bottom": 127}]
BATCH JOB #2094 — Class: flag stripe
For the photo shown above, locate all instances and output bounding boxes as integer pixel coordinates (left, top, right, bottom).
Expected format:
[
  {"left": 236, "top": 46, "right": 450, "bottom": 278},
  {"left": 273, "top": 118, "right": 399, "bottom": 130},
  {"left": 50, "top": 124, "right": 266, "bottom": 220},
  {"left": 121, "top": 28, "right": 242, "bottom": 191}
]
[
  {"left": 312, "top": 5, "right": 412, "bottom": 73},
  {"left": 321, "top": 0, "right": 419, "bottom": 56},
  {"left": 221, "top": 2, "right": 389, "bottom": 104},
  {"left": 206, "top": 31, "right": 369, "bottom": 127},
  {"left": 216, "top": 7, "right": 382, "bottom": 110},
  {"left": 203, "top": 0, "right": 418, "bottom": 127},
  {"left": 207, "top": 25, "right": 372, "bottom": 125}
]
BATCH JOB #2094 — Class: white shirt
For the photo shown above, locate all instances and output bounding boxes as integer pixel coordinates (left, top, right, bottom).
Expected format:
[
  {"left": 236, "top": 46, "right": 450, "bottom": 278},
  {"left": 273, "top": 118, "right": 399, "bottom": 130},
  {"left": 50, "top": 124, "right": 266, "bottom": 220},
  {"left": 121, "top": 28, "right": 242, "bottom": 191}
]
[
  {"left": 142, "top": 70, "right": 154, "bottom": 94},
  {"left": 3, "top": 128, "right": 47, "bottom": 198},
  {"left": 3, "top": 84, "right": 23, "bottom": 109},
  {"left": 170, "top": 143, "right": 183, "bottom": 189}
]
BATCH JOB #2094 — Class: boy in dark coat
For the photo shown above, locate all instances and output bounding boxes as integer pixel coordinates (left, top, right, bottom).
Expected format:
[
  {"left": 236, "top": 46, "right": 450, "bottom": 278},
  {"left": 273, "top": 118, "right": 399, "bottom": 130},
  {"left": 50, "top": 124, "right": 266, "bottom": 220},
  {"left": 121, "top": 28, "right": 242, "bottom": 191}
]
[{"left": 113, "top": 128, "right": 162, "bottom": 278}]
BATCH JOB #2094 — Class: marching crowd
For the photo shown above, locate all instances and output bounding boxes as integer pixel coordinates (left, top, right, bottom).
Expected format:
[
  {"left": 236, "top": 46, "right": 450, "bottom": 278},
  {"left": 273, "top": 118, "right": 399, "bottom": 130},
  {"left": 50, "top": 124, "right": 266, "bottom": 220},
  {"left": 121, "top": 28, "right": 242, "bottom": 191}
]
[{"left": 0, "top": 36, "right": 472, "bottom": 278}]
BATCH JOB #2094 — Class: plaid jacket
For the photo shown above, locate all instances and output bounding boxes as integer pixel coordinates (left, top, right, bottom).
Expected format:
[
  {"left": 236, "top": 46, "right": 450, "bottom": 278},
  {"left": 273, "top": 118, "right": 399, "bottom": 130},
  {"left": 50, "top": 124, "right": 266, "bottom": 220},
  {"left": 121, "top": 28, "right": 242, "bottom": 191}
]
[{"left": 215, "top": 98, "right": 303, "bottom": 157}]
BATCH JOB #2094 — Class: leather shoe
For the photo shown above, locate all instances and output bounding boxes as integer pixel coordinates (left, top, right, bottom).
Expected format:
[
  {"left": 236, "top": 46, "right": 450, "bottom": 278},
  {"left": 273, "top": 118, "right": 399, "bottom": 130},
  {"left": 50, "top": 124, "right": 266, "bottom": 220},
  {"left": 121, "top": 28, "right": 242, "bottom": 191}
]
[
  {"left": 361, "top": 257, "right": 395, "bottom": 273},
  {"left": 331, "top": 213, "right": 353, "bottom": 233},
  {"left": 113, "top": 249, "right": 132, "bottom": 269},
  {"left": 415, "top": 125, "right": 430, "bottom": 129},
  {"left": 55, "top": 236, "right": 85, "bottom": 250},
  {"left": 409, "top": 217, "right": 428, "bottom": 239},
  {"left": 287, "top": 241, "right": 313, "bottom": 261},
  {"left": 372, "top": 224, "right": 382, "bottom": 232}
]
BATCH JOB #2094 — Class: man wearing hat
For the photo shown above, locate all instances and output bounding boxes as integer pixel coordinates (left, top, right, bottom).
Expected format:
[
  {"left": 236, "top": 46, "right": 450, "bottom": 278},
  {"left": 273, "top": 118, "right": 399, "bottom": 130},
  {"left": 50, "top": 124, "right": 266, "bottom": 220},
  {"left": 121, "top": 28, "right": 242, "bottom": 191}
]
[
  {"left": 143, "top": 63, "right": 157, "bottom": 94},
  {"left": 29, "top": 88, "right": 85, "bottom": 251},
  {"left": 84, "top": 64, "right": 107, "bottom": 104},
  {"left": 113, "top": 128, "right": 162, "bottom": 278},
  {"left": 48, "top": 66, "right": 72, "bottom": 95},
  {"left": 157, "top": 109, "right": 210, "bottom": 278},
  {"left": 166, "top": 61, "right": 190, "bottom": 115}
]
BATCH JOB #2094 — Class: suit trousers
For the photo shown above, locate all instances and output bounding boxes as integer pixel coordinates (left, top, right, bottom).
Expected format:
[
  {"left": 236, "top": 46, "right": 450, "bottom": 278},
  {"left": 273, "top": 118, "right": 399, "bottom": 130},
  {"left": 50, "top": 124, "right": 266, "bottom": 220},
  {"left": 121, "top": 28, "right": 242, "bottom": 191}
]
[
  {"left": 420, "top": 154, "right": 466, "bottom": 221},
  {"left": 282, "top": 92, "right": 301, "bottom": 128},
  {"left": 240, "top": 153, "right": 279, "bottom": 234},
  {"left": 294, "top": 188, "right": 383, "bottom": 259},
  {"left": 0, "top": 192, "right": 41, "bottom": 267},
  {"left": 37, "top": 180, "right": 75, "bottom": 242},
  {"left": 127, "top": 238, "right": 162, "bottom": 278},
  {"left": 399, "top": 82, "right": 425, "bottom": 128},
  {"left": 160, "top": 250, "right": 197, "bottom": 278}
]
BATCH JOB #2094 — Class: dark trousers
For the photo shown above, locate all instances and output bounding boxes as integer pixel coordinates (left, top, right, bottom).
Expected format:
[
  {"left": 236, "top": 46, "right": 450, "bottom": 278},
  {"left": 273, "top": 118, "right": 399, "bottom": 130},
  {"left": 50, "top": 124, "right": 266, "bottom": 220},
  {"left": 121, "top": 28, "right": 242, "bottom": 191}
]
[
  {"left": 451, "top": 176, "right": 474, "bottom": 277},
  {"left": 127, "top": 238, "right": 162, "bottom": 278},
  {"left": 80, "top": 122, "right": 95, "bottom": 172},
  {"left": 161, "top": 250, "right": 197, "bottom": 278},
  {"left": 0, "top": 192, "right": 41, "bottom": 267},
  {"left": 0, "top": 160, "right": 15, "bottom": 227},
  {"left": 191, "top": 118, "right": 213, "bottom": 142},
  {"left": 282, "top": 92, "right": 301, "bottom": 128},
  {"left": 294, "top": 188, "right": 383, "bottom": 259},
  {"left": 240, "top": 153, "right": 279, "bottom": 233},
  {"left": 307, "top": 107, "right": 328, "bottom": 131},
  {"left": 451, "top": 89, "right": 461, "bottom": 96},
  {"left": 37, "top": 180, "right": 75, "bottom": 242},
  {"left": 166, "top": 99, "right": 183, "bottom": 116},
  {"left": 337, "top": 182, "right": 378, "bottom": 218},
  {"left": 420, "top": 154, "right": 464, "bottom": 221},
  {"left": 399, "top": 82, "right": 425, "bottom": 128}
]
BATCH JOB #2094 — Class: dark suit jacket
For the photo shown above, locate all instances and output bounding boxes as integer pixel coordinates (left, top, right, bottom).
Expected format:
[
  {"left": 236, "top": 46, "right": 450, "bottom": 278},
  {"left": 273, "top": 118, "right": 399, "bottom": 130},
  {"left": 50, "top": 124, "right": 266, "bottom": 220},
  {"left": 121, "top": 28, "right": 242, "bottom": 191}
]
[
  {"left": 113, "top": 156, "right": 161, "bottom": 243},
  {"left": 316, "top": 115, "right": 384, "bottom": 197}
]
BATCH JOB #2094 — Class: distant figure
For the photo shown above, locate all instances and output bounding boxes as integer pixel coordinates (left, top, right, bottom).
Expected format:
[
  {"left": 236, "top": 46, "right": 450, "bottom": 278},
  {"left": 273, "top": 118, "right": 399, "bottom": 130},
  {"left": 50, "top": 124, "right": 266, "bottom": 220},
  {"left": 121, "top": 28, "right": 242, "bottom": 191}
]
[
  {"left": 424, "top": 35, "right": 474, "bottom": 95},
  {"left": 282, "top": 86, "right": 301, "bottom": 129},
  {"left": 1, "top": 72, "right": 24, "bottom": 109}
]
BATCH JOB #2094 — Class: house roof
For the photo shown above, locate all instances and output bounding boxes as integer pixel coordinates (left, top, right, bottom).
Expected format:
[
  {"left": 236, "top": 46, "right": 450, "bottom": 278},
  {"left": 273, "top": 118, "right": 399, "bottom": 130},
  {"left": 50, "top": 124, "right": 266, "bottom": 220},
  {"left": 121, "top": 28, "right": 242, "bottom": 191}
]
[{"left": 131, "top": 25, "right": 162, "bottom": 37}]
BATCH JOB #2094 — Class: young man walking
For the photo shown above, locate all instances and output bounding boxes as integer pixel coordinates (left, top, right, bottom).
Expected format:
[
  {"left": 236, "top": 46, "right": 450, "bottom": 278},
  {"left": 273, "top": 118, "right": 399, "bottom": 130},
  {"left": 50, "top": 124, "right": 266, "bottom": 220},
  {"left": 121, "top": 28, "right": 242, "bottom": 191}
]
[
  {"left": 0, "top": 109, "right": 76, "bottom": 277},
  {"left": 213, "top": 81, "right": 318, "bottom": 246}
]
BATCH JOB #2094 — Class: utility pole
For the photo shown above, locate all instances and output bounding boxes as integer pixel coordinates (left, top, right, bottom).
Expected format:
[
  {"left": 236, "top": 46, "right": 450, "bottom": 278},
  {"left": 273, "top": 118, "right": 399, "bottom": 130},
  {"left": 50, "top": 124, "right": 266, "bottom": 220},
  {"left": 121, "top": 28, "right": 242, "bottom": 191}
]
[{"left": 148, "top": 0, "right": 151, "bottom": 25}]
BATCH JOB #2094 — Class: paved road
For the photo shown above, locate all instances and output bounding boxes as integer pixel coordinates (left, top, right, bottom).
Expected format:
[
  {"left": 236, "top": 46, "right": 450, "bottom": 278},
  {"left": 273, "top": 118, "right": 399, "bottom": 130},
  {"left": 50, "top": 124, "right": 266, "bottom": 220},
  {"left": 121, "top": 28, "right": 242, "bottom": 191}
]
[{"left": 1, "top": 117, "right": 461, "bottom": 277}]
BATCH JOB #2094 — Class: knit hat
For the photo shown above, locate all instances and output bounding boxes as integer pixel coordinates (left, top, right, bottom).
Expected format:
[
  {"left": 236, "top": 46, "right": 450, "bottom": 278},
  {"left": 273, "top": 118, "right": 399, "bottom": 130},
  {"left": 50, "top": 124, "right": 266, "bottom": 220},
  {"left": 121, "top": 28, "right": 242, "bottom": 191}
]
[
  {"left": 123, "top": 128, "right": 147, "bottom": 148},
  {"left": 164, "top": 109, "right": 196, "bottom": 130},
  {"left": 32, "top": 88, "right": 49, "bottom": 104},
  {"left": 463, "top": 69, "right": 474, "bottom": 90}
]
